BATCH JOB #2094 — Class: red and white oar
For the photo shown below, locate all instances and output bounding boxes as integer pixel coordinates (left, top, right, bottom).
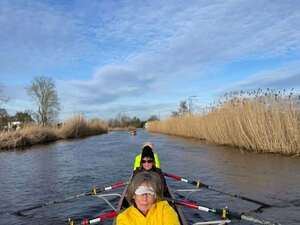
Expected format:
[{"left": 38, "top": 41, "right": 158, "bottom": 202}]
[
  {"left": 14, "top": 181, "right": 128, "bottom": 216},
  {"left": 164, "top": 172, "right": 271, "bottom": 208},
  {"left": 69, "top": 210, "right": 118, "bottom": 225},
  {"left": 167, "top": 198, "right": 280, "bottom": 225}
]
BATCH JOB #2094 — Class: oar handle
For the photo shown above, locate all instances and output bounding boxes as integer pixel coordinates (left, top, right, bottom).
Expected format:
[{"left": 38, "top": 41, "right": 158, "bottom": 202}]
[
  {"left": 163, "top": 172, "right": 208, "bottom": 188},
  {"left": 92, "top": 181, "right": 128, "bottom": 195},
  {"left": 69, "top": 211, "right": 117, "bottom": 225}
]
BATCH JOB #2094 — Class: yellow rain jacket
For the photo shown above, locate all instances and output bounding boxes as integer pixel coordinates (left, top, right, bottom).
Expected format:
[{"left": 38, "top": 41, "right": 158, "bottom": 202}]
[
  {"left": 133, "top": 152, "right": 160, "bottom": 171},
  {"left": 116, "top": 200, "right": 180, "bottom": 225}
]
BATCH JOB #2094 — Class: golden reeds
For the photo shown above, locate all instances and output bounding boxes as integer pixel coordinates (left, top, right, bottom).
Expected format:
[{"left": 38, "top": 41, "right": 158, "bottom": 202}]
[
  {"left": 147, "top": 90, "right": 300, "bottom": 156},
  {"left": 0, "top": 125, "right": 57, "bottom": 149},
  {"left": 59, "top": 116, "right": 108, "bottom": 139},
  {"left": 0, "top": 115, "right": 108, "bottom": 150}
]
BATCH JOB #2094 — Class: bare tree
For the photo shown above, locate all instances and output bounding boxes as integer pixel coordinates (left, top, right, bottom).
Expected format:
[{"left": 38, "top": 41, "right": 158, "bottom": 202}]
[
  {"left": 148, "top": 115, "right": 160, "bottom": 121},
  {"left": 178, "top": 100, "right": 189, "bottom": 115},
  {"left": 27, "top": 76, "right": 60, "bottom": 126},
  {"left": 172, "top": 100, "right": 189, "bottom": 117},
  {"left": 0, "top": 83, "right": 9, "bottom": 106},
  {"left": 0, "top": 84, "right": 9, "bottom": 130}
]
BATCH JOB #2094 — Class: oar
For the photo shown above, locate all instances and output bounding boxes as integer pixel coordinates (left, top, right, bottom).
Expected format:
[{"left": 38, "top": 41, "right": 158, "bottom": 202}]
[
  {"left": 164, "top": 172, "right": 271, "bottom": 208},
  {"left": 69, "top": 210, "right": 117, "bottom": 225},
  {"left": 14, "top": 181, "right": 128, "bottom": 216},
  {"left": 167, "top": 198, "right": 281, "bottom": 225}
]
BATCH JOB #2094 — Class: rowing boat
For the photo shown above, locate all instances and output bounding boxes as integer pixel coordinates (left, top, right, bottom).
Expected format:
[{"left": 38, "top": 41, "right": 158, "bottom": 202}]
[
  {"left": 128, "top": 130, "right": 137, "bottom": 136},
  {"left": 112, "top": 173, "right": 188, "bottom": 225},
  {"left": 90, "top": 174, "right": 279, "bottom": 225},
  {"left": 14, "top": 170, "right": 280, "bottom": 225}
]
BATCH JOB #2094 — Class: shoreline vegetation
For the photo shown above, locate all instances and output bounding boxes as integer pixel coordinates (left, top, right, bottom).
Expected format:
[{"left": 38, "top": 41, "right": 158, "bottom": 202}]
[
  {"left": 0, "top": 116, "right": 108, "bottom": 150},
  {"left": 146, "top": 90, "right": 300, "bottom": 156},
  {"left": 108, "top": 126, "right": 137, "bottom": 131}
]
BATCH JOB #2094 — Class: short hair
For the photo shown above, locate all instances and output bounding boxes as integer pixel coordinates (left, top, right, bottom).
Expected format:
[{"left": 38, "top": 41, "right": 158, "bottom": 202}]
[{"left": 126, "top": 171, "right": 163, "bottom": 205}]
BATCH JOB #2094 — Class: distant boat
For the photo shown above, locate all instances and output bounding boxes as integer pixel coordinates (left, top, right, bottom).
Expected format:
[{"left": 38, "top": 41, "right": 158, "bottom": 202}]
[{"left": 128, "top": 129, "right": 137, "bottom": 136}]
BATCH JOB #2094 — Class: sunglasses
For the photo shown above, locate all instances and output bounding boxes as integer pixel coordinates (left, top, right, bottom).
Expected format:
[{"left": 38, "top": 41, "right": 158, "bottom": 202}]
[{"left": 141, "top": 159, "right": 154, "bottom": 163}]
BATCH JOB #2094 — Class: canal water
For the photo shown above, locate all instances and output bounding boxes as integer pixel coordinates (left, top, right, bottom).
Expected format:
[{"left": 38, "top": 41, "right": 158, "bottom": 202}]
[{"left": 0, "top": 129, "right": 299, "bottom": 225}]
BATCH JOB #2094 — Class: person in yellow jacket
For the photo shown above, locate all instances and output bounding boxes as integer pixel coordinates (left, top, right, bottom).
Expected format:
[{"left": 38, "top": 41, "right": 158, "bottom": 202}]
[
  {"left": 133, "top": 142, "right": 168, "bottom": 196},
  {"left": 133, "top": 142, "right": 160, "bottom": 171},
  {"left": 116, "top": 171, "right": 180, "bottom": 225}
]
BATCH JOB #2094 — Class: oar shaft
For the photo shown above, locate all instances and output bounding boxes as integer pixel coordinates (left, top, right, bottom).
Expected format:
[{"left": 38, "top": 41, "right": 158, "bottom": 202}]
[
  {"left": 164, "top": 172, "right": 193, "bottom": 184},
  {"left": 206, "top": 187, "right": 271, "bottom": 207},
  {"left": 14, "top": 181, "right": 127, "bottom": 216},
  {"left": 70, "top": 211, "right": 117, "bottom": 225},
  {"left": 164, "top": 172, "right": 270, "bottom": 207},
  {"left": 241, "top": 215, "right": 280, "bottom": 225},
  {"left": 94, "top": 181, "right": 128, "bottom": 193},
  {"left": 168, "top": 198, "right": 279, "bottom": 225},
  {"left": 164, "top": 172, "right": 208, "bottom": 188}
]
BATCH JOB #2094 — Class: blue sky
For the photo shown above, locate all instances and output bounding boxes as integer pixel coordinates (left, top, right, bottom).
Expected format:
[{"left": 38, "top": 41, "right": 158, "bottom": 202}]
[{"left": 1, "top": 0, "right": 300, "bottom": 120}]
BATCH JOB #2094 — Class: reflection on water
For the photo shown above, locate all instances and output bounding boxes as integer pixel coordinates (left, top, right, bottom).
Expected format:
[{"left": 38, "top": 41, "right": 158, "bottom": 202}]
[{"left": 0, "top": 129, "right": 299, "bottom": 225}]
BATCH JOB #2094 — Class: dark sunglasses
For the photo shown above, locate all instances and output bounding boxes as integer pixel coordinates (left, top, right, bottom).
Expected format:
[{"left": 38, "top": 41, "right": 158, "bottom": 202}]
[{"left": 141, "top": 159, "right": 154, "bottom": 163}]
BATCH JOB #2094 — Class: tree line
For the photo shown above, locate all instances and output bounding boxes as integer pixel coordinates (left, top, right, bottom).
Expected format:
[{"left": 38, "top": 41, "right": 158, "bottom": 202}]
[
  {"left": 107, "top": 114, "right": 159, "bottom": 128},
  {"left": 0, "top": 110, "right": 34, "bottom": 129},
  {"left": 1, "top": 77, "right": 160, "bottom": 130},
  {"left": 0, "top": 76, "right": 59, "bottom": 129}
]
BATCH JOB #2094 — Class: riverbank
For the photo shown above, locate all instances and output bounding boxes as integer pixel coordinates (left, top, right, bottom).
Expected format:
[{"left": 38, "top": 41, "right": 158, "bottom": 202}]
[
  {"left": 108, "top": 126, "right": 137, "bottom": 131},
  {"left": 0, "top": 116, "right": 108, "bottom": 150},
  {"left": 147, "top": 92, "right": 300, "bottom": 156}
]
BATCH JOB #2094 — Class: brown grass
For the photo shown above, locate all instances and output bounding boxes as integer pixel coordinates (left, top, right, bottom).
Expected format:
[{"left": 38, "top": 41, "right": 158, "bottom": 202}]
[
  {"left": 0, "top": 115, "right": 108, "bottom": 150},
  {"left": 0, "top": 125, "right": 58, "bottom": 149},
  {"left": 59, "top": 116, "right": 107, "bottom": 139},
  {"left": 147, "top": 90, "right": 300, "bottom": 156},
  {"left": 108, "top": 126, "right": 136, "bottom": 131}
]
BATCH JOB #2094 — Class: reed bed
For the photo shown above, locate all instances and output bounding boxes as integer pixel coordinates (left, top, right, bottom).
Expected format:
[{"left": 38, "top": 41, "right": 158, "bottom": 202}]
[
  {"left": 0, "top": 115, "right": 108, "bottom": 150},
  {"left": 147, "top": 90, "right": 300, "bottom": 156},
  {"left": 59, "top": 116, "right": 108, "bottom": 139},
  {"left": 0, "top": 125, "right": 58, "bottom": 149}
]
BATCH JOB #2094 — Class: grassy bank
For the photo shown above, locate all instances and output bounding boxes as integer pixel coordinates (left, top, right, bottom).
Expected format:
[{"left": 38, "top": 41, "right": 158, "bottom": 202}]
[
  {"left": 147, "top": 91, "right": 300, "bottom": 156},
  {"left": 108, "top": 126, "right": 137, "bottom": 131},
  {"left": 0, "top": 116, "right": 108, "bottom": 150}
]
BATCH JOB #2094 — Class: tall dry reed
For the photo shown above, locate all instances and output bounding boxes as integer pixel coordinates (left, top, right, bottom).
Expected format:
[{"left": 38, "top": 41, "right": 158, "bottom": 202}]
[
  {"left": 0, "top": 125, "right": 58, "bottom": 149},
  {"left": 147, "top": 90, "right": 300, "bottom": 156},
  {"left": 0, "top": 115, "right": 108, "bottom": 150},
  {"left": 59, "top": 116, "right": 108, "bottom": 139}
]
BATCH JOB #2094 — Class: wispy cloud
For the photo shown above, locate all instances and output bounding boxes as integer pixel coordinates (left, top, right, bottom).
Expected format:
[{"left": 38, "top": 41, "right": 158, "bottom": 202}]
[
  {"left": 2, "top": 0, "right": 300, "bottom": 119},
  {"left": 0, "top": 1, "right": 92, "bottom": 75},
  {"left": 218, "top": 60, "right": 300, "bottom": 94}
]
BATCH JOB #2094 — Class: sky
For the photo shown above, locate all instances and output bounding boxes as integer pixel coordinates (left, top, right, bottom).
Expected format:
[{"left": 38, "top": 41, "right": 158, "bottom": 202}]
[{"left": 1, "top": 0, "right": 300, "bottom": 121}]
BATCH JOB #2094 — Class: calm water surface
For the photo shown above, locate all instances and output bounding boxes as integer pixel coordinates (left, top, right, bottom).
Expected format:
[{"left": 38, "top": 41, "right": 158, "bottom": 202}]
[{"left": 0, "top": 129, "right": 299, "bottom": 225}]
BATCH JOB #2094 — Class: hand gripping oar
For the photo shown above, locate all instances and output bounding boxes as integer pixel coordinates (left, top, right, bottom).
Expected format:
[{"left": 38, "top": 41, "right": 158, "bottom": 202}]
[
  {"left": 167, "top": 198, "right": 281, "bottom": 225},
  {"left": 164, "top": 172, "right": 271, "bottom": 208},
  {"left": 68, "top": 210, "right": 117, "bottom": 225},
  {"left": 14, "top": 181, "right": 128, "bottom": 216}
]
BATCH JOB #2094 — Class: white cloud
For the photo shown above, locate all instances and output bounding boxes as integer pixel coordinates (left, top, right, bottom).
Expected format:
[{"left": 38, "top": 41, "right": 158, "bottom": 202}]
[
  {"left": 218, "top": 60, "right": 300, "bottom": 94},
  {"left": 2, "top": 0, "right": 300, "bottom": 119}
]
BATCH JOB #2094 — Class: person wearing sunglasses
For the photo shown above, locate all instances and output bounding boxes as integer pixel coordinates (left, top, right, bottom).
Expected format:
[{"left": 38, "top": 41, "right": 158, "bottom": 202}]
[
  {"left": 140, "top": 146, "right": 156, "bottom": 171},
  {"left": 133, "top": 142, "right": 161, "bottom": 171},
  {"left": 133, "top": 143, "right": 168, "bottom": 196},
  {"left": 117, "top": 171, "right": 180, "bottom": 225}
]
